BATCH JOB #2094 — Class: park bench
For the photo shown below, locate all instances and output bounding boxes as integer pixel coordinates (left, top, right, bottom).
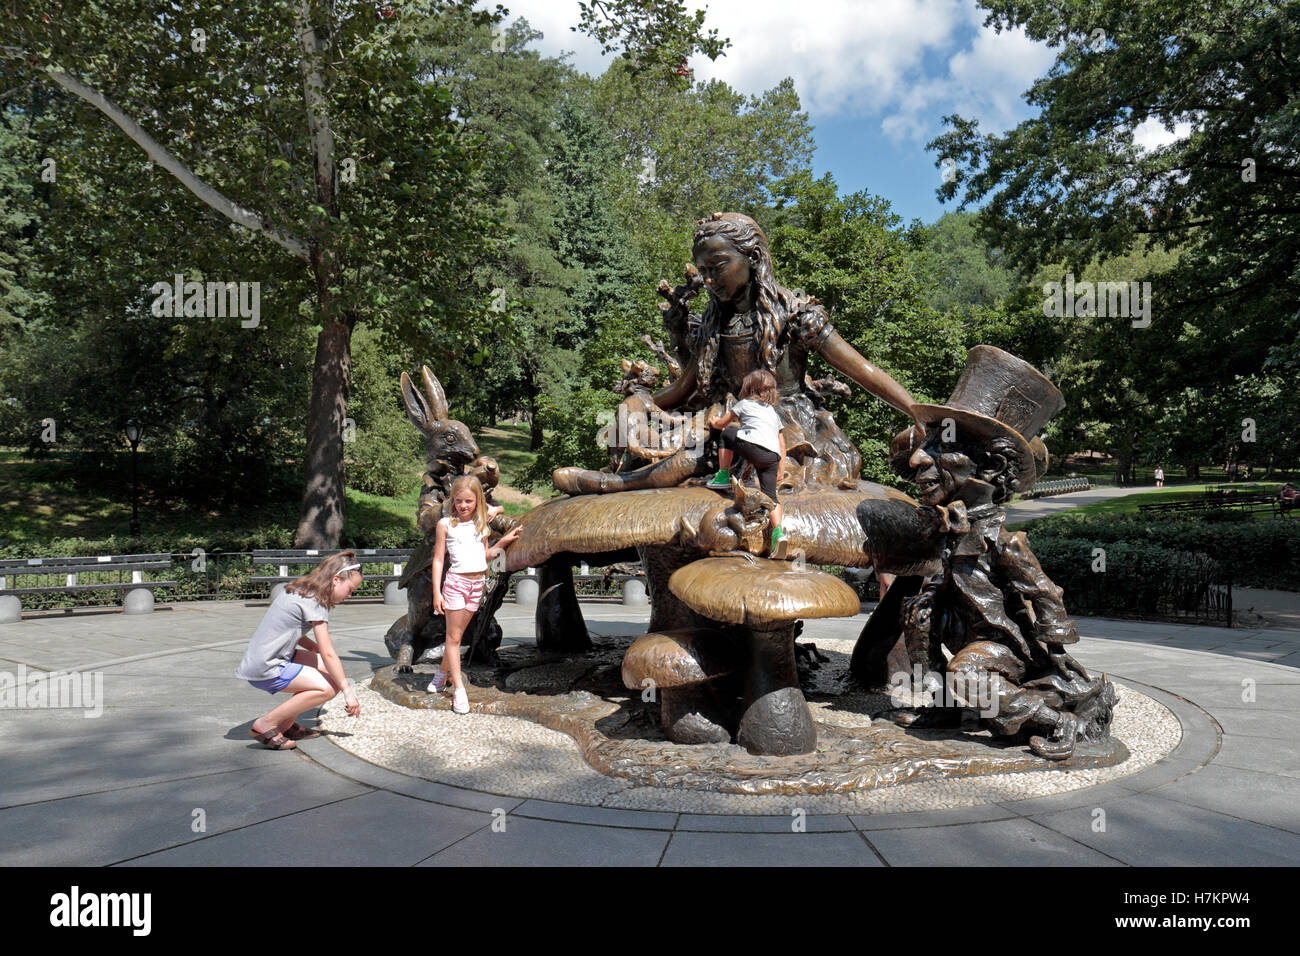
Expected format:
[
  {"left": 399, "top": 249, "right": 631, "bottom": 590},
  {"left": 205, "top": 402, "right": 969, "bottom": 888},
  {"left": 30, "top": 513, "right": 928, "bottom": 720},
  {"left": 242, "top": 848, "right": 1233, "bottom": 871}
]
[
  {"left": 1138, "top": 493, "right": 1281, "bottom": 517},
  {"left": 1021, "top": 477, "right": 1091, "bottom": 499},
  {"left": 569, "top": 561, "right": 648, "bottom": 605},
  {"left": 251, "top": 549, "right": 414, "bottom": 605},
  {"left": 0, "top": 553, "right": 177, "bottom": 622}
]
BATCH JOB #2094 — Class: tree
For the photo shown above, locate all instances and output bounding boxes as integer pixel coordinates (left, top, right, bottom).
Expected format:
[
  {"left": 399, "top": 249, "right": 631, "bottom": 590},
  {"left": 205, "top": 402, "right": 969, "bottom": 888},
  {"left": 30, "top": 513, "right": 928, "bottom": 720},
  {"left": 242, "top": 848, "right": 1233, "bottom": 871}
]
[
  {"left": 574, "top": 0, "right": 730, "bottom": 79},
  {"left": 1, "top": 0, "right": 497, "bottom": 546},
  {"left": 931, "top": 0, "right": 1300, "bottom": 412}
]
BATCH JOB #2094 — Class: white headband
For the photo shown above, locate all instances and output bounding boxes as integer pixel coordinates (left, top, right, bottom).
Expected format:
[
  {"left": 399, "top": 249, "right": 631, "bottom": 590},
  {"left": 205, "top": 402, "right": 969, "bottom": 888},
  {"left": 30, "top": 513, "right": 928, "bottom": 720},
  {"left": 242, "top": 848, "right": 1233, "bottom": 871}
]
[{"left": 337, "top": 563, "right": 361, "bottom": 574}]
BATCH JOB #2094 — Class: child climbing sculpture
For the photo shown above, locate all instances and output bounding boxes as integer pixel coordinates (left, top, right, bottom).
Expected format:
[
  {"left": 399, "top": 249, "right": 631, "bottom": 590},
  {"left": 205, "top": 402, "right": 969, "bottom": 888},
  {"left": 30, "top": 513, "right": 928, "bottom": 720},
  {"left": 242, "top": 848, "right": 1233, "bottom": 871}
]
[{"left": 554, "top": 212, "right": 916, "bottom": 495}]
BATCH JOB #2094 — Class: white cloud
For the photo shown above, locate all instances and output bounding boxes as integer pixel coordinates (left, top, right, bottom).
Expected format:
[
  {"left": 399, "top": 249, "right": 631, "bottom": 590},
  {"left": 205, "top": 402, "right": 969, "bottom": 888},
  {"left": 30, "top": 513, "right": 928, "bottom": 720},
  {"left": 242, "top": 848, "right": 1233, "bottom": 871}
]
[
  {"left": 1132, "top": 116, "right": 1193, "bottom": 152},
  {"left": 490, "top": 0, "right": 1056, "bottom": 141}
]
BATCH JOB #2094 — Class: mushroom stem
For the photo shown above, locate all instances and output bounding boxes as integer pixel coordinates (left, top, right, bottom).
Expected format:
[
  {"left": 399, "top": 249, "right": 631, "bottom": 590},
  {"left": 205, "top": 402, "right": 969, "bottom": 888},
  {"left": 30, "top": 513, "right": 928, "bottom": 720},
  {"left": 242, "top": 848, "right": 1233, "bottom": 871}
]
[
  {"left": 661, "top": 680, "right": 737, "bottom": 744},
  {"left": 536, "top": 557, "right": 593, "bottom": 652},
  {"left": 640, "top": 545, "right": 714, "bottom": 633},
  {"left": 737, "top": 624, "right": 817, "bottom": 756}
]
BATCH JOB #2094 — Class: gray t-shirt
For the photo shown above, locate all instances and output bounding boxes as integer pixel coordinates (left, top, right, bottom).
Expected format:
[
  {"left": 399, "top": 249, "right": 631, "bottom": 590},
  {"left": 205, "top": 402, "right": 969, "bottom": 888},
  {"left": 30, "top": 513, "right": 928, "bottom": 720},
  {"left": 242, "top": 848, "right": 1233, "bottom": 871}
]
[
  {"left": 235, "top": 591, "right": 330, "bottom": 681},
  {"left": 732, "top": 398, "right": 782, "bottom": 454}
]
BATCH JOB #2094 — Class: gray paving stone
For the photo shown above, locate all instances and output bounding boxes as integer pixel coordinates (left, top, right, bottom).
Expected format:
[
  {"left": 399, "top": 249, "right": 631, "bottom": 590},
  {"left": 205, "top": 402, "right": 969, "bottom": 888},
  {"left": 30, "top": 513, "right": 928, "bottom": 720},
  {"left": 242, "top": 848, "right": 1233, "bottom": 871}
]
[
  {"left": 1211, "top": 734, "right": 1300, "bottom": 779},
  {"left": 1152, "top": 764, "right": 1300, "bottom": 833},
  {"left": 0, "top": 762, "right": 373, "bottom": 866},
  {"left": 0, "top": 721, "right": 294, "bottom": 807},
  {"left": 1204, "top": 706, "right": 1300, "bottom": 741},
  {"left": 850, "top": 804, "right": 1020, "bottom": 830},
  {"left": 419, "top": 815, "right": 669, "bottom": 866},
  {"left": 676, "top": 812, "right": 857, "bottom": 832},
  {"left": 661, "top": 830, "right": 884, "bottom": 866},
  {"left": 513, "top": 799, "right": 677, "bottom": 830},
  {"left": 997, "top": 780, "right": 1142, "bottom": 816},
  {"left": 296, "top": 737, "right": 529, "bottom": 814},
  {"left": 867, "top": 818, "right": 1121, "bottom": 866},
  {"left": 1028, "top": 793, "right": 1300, "bottom": 865},
  {"left": 120, "top": 790, "right": 481, "bottom": 866}
]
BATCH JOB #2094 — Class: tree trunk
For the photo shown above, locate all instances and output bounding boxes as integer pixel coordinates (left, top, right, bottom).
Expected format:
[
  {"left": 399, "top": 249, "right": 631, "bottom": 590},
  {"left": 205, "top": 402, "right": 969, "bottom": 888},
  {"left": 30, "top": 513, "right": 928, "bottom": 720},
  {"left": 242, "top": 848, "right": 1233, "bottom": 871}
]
[
  {"left": 292, "top": 0, "right": 350, "bottom": 549},
  {"left": 294, "top": 315, "right": 353, "bottom": 548},
  {"left": 524, "top": 369, "right": 543, "bottom": 451}
]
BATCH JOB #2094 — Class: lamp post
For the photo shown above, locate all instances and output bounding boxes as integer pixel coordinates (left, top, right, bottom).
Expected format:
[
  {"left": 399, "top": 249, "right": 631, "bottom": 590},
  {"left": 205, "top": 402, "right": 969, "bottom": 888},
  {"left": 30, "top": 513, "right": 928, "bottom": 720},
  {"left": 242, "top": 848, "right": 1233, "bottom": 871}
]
[{"left": 125, "top": 419, "right": 142, "bottom": 537}]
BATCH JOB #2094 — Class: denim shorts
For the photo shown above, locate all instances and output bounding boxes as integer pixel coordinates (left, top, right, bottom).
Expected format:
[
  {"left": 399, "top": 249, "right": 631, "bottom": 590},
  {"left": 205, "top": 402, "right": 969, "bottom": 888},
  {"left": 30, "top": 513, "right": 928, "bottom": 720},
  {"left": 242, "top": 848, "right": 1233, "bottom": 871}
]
[{"left": 248, "top": 662, "right": 304, "bottom": 695}]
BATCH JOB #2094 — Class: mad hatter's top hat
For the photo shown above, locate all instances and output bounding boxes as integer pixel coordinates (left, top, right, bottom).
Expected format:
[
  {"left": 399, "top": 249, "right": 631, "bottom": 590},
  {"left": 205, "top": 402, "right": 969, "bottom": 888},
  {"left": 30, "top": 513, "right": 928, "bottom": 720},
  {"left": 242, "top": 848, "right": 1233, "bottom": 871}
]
[{"left": 910, "top": 346, "right": 1065, "bottom": 491}]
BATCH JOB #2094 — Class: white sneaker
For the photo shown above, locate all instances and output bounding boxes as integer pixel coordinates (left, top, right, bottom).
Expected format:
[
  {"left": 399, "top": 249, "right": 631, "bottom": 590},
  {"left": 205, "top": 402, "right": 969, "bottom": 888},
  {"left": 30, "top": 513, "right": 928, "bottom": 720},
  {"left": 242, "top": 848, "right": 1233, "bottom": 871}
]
[
  {"left": 452, "top": 687, "right": 470, "bottom": 715},
  {"left": 426, "top": 670, "right": 448, "bottom": 694}
]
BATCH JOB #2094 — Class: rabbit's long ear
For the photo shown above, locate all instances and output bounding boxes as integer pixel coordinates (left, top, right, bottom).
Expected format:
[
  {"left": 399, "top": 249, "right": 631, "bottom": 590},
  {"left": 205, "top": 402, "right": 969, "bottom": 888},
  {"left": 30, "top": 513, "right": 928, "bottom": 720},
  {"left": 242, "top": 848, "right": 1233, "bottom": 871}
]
[
  {"left": 422, "top": 366, "right": 449, "bottom": 421},
  {"left": 401, "top": 370, "right": 430, "bottom": 431}
]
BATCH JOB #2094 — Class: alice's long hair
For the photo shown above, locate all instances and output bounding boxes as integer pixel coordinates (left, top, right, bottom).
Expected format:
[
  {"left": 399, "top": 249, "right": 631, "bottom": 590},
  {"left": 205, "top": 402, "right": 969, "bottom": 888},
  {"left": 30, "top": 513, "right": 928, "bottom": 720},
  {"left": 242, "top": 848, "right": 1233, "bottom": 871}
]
[{"left": 691, "top": 213, "right": 804, "bottom": 395}]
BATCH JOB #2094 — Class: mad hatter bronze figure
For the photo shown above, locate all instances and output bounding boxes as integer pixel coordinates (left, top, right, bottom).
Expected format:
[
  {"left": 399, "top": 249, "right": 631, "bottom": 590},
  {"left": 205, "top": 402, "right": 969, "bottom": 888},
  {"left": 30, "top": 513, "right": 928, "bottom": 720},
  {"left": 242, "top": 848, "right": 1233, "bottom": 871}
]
[{"left": 851, "top": 346, "right": 1118, "bottom": 762}]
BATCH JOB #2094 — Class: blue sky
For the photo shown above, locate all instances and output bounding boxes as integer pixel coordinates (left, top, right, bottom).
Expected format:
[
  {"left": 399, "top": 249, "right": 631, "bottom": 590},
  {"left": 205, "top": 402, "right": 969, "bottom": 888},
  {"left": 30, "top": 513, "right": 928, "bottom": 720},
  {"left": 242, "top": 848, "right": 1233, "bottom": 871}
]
[{"left": 484, "top": 0, "right": 1061, "bottom": 224}]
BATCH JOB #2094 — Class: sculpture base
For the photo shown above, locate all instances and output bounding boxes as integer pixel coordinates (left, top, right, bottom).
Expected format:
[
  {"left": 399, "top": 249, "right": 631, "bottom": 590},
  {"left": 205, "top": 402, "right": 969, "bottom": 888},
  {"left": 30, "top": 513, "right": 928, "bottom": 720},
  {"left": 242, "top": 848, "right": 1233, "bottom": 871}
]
[{"left": 367, "top": 633, "right": 1135, "bottom": 795}]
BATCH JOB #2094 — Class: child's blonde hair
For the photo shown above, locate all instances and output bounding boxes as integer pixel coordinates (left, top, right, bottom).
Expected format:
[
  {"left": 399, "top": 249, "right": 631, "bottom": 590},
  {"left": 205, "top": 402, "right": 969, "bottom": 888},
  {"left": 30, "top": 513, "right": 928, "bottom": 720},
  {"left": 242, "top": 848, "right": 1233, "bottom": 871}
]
[
  {"left": 447, "top": 475, "right": 489, "bottom": 533},
  {"left": 739, "top": 369, "right": 779, "bottom": 405},
  {"left": 285, "top": 550, "right": 361, "bottom": 609}
]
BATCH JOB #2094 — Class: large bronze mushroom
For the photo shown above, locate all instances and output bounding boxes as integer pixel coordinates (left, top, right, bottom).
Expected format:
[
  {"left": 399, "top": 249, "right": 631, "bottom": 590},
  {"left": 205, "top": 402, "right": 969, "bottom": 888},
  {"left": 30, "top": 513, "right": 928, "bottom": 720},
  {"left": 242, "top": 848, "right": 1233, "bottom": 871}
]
[
  {"left": 499, "top": 480, "right": 905, "bottom": 755},
  {"left": 668, "top": 556, "right": 861, "bottom": 755}
]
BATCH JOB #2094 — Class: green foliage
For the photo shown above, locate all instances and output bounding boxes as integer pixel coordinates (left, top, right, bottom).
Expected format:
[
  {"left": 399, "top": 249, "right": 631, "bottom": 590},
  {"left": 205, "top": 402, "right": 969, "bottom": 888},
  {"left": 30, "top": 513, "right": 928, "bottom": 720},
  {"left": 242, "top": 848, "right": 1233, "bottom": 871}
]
[
  {"left": 1025, "top": 513, "right": 1300, "bottom": 591},
  {"left": 574, "top": 0, "right": 731, "bottom": 79},
  {"left": 516, "top": 386, "right": 615, "bottom": 493},
  {"left": 346, "top": 327, "right": 422, "bottom": 497},
  {"left": 932, "top": 0, "right": 1300, "bottom": 476}
]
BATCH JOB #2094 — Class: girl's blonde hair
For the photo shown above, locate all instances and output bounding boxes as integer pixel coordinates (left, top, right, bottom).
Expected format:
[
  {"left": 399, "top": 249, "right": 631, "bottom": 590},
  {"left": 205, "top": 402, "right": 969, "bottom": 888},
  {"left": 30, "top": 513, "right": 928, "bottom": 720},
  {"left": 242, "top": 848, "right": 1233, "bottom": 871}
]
[
  {"left": 285, "top": 550, "right": 361, "bottom": 609},
  {"left": 448, "top": 475, "right": 488, "bottom": 533},
  {"left": 739, "top": 369, "right": 780, "bottom": 405}
]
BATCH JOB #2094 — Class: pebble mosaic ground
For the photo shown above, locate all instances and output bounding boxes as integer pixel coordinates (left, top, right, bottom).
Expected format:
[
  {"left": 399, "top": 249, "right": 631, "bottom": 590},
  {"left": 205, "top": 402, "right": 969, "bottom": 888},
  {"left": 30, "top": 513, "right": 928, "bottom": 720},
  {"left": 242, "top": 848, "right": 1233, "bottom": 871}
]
[{"left": 318, "top": 630, "right": 1179, "bottom": 815}]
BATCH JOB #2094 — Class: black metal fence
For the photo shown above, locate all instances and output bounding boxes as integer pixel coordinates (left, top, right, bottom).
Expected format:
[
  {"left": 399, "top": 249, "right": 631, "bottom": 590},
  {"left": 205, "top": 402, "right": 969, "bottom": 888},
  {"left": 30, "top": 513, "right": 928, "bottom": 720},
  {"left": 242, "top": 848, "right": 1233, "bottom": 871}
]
[{"left": 1061, "top": 551, "right": 1232, "bottom": 627}]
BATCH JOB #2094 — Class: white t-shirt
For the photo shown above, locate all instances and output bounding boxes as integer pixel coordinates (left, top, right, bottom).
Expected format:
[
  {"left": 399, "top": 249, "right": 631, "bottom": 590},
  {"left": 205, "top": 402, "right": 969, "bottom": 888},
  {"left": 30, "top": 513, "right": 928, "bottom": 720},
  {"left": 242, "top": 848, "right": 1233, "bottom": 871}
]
[
  {"left": 441, "top": 515, "right": 488, "bottom": 574},
  {"left": 731, "top": 398, "right": 782, "bottom": 454}
]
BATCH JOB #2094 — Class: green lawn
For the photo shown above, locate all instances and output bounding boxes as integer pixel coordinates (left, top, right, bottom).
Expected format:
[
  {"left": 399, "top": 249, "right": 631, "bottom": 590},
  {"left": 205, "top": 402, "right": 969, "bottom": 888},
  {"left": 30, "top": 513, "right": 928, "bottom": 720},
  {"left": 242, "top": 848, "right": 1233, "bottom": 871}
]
[
  {"left": 1026, "top": 483, "right": 1284, "bottom": 521},
  {"left": 1, "top": 433, "right": 539, "bottom": 548},
  {"left": 1047, "top": 460, "right": 1297, "bottom": 488},
  {"left": 476, "top": 423, "right": 537, "bottom": 487}
]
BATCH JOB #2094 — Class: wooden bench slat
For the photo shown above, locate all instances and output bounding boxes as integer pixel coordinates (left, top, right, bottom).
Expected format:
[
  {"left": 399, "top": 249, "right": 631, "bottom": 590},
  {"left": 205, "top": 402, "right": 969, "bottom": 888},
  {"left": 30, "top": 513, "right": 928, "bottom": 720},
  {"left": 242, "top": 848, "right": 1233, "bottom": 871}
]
[
  {"left": 0, "top": 563, "right": 173, "bottom": 576},
  {"left": 0, "top": 554, "right": 172, "bottom": 569},
  {"left": 0, "top": 581, "right": 178, "bottom": 596}
]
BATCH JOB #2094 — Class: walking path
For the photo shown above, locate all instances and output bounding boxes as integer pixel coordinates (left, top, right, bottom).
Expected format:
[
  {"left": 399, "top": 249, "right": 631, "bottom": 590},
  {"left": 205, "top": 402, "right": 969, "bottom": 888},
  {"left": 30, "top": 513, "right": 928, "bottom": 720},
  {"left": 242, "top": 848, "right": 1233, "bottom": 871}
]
[
  {"left": 1004, "top": 484, "right": 1157, "bottom": 525},
  {"left": 3, "top": 597, "right": 1298, "bottom": 866}
]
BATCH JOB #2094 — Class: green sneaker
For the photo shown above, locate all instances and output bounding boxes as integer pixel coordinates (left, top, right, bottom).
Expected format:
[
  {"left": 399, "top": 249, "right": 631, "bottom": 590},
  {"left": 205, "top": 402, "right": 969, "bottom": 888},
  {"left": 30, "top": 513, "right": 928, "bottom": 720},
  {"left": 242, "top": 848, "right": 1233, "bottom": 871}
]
[
  {"left": 706, "top": 468, "right": 732, "bottom": 489},
  {"left": 770, "top": 526, "right": 790, "bottom": 560}
]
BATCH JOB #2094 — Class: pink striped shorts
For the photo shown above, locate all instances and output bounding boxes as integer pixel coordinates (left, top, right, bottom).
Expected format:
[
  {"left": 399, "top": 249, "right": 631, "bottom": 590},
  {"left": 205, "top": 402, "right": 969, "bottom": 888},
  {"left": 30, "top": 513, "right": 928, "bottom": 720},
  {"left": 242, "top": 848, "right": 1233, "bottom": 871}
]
[{"left": 442, "top": 571, "right": 485, "bottom": 612}]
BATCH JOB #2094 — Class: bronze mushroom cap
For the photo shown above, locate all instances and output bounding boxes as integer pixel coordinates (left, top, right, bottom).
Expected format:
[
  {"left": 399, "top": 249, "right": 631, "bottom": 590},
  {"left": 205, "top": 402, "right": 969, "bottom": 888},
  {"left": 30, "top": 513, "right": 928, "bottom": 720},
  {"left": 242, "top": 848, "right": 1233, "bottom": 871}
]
[
  {"left": 503, "top": 482, "right": 915, "bottom": 573},
  {"left": 668, "top": 556, "right": 862, "bottom": 626}
]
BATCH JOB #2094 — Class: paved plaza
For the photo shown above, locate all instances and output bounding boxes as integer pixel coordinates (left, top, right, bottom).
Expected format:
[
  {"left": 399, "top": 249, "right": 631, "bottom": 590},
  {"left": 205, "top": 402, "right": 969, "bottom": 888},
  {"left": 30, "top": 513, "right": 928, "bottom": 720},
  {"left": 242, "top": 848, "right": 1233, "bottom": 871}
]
[{"left": 2, "top": 595, "right": 1299, "bottom": 866}]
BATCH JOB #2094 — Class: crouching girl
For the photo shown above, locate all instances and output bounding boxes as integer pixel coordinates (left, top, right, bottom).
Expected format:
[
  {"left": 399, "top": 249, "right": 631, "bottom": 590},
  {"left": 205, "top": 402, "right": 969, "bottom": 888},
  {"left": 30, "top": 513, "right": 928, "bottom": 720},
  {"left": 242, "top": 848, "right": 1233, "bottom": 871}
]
[{"left": 236, "top": 551, "right": 363, "bottom": 750}]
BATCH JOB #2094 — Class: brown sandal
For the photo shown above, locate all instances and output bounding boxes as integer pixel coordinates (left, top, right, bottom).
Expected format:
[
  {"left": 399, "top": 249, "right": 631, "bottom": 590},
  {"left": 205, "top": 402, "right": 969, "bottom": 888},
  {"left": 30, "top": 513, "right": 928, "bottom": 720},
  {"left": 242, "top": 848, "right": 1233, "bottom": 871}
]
[
  {"left": 283, "top": 723, "right": 322, "bottom": 741},
  {"left": 249, "top": 726, "right": 297, "bottom": 750}
]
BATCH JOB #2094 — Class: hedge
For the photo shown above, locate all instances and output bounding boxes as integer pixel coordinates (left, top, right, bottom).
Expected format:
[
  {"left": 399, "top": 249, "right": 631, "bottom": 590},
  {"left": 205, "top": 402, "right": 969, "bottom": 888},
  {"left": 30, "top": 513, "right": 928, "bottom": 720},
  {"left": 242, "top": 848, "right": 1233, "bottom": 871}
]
[{"left": 1022, "top": 514, "right": 1300, "bottom": 592}]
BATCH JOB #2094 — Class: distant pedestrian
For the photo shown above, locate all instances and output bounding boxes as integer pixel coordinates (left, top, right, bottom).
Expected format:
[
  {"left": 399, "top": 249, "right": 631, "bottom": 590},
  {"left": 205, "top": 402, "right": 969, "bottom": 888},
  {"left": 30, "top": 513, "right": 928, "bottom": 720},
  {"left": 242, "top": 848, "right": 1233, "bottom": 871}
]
[
  {"left": 236, "top": 551, "right": 363, "bottom": 750},
  {"left": 1154, "top": 465, "right": 1164, "bottom": 488}
]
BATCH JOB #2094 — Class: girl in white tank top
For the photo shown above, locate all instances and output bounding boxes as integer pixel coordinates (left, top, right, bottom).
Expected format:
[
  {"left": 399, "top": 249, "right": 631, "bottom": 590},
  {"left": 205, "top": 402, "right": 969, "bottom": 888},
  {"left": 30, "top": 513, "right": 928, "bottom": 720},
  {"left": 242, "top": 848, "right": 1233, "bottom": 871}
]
[{"left": 428, "top": 476, "right": 520, "bottom": 712}]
